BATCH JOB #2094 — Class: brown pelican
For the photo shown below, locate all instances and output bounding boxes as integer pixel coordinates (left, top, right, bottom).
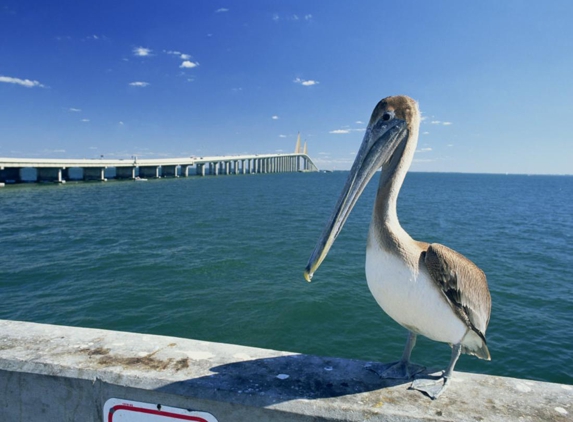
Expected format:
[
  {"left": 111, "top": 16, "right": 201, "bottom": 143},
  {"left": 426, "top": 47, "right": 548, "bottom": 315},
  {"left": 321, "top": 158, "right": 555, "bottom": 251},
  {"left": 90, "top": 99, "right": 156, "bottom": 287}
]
[{"left": 304, "top": 95, "right": 491, "bottom": 399}]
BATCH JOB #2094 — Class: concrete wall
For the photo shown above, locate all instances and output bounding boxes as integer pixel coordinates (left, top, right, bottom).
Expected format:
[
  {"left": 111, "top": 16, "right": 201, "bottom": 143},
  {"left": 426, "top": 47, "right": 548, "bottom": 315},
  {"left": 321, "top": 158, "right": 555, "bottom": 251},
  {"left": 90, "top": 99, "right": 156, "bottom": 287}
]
[{"left": 0, "top": 320, "right": 570, "bottom": 421}]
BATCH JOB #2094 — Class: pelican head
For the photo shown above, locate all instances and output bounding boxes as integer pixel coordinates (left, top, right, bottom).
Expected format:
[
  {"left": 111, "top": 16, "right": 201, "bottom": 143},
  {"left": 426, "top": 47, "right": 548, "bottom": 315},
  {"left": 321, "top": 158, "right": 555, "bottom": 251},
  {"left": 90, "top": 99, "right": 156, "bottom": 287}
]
[{"left": 304, "top": 95, "right": 419, "bottom": 281}]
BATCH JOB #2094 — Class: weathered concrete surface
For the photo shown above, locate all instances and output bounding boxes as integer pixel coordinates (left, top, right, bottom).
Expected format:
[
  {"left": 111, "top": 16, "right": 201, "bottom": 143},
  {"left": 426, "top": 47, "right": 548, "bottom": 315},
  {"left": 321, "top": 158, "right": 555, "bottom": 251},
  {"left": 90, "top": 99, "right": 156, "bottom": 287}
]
[{"left": 0, "top": 320, "right": 571, "bottom": 422}]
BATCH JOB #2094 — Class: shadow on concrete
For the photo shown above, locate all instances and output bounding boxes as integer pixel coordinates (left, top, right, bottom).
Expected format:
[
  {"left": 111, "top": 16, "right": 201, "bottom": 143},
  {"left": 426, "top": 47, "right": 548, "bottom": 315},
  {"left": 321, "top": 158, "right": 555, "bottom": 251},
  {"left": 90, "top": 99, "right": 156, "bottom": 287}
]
[{"left": 156, "top": 354, "right": 413, "bottom": 406}]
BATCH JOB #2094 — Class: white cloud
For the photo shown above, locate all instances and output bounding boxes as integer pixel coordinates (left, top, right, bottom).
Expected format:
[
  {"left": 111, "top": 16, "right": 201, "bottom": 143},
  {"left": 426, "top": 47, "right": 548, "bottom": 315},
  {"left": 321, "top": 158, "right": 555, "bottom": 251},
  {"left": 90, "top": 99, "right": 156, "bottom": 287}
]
[
  {"left": 355, "top": 120, "right": 364, "bottom": 124},
  {"left": 430, "top": 119, "right": 452, "bottom": 126},
  {"left": 0, "top": 75, "right": 45, "bottom": 88},
  {"left": 81, "top": 119, "right": 90, "bottom": 122},
  {"left": 180, "top": 60, "right": 198, "bottom": 68},
  {"left": 69, "top": 108, "right": 81, "bottom": 112},
  {"left": 279, "top": 134, "right": 287, "bottom": 138},
  {"left": 119, "top": 121, "right": 124, "bottom": 125},
  {"left": 294, "top": 77, "right": 319, "bottom": 86},
  {"left": 330, "top": 129, "right": 351, "bottom": 134},
  {"left": 133, "top": 46, "right": 152, "bottom": 57},
  {"left": 272, "top": 14, "right": 279, "bottom": 21},
  {"left": 305, "top": 14, "right": 313, "bottom": 20},
  {"left": 272, "top": 115, "right": 279, "bottom": 120},
  {"left": 416, "top": 147, "right": 432, "bottom": 153},
  {"left": 129, "top": 81, "right": 150, "bottom": 87},
  {"left": 166, "top": 50, "right": 192, "bottom": 60},
  {"left": 422, "top": 131, "right": 429, "bottom": 135},
  {"left": 215, "top": 8, "right": 229, "bottom": 13}
]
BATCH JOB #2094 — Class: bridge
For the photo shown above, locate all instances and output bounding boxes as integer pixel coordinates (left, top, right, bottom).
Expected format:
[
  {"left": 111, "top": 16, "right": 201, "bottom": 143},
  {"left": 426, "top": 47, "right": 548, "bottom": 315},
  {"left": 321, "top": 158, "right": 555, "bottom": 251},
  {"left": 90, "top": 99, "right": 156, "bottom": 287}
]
[{"left": 0, "top": 152, "right": 319, "bottom": 184}]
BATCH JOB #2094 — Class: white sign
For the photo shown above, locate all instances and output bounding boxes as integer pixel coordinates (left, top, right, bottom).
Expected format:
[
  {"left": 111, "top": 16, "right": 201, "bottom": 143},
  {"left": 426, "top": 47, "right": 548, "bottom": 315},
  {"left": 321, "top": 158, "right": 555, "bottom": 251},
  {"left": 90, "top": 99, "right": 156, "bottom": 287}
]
[{"left": 104, "top": 399, "right": 219, "bottom": 422}]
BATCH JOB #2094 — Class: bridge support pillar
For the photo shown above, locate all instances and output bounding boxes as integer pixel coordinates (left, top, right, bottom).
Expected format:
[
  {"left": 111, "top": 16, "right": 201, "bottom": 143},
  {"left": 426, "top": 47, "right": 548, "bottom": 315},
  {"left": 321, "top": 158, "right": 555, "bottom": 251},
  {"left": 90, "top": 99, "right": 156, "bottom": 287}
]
[
  {"left": 162, "top": 165, "right": 178, "bottom": 178},
  {"left": 84, "top": 167, "right": 106, "bottom": 181},
  {"left": 37, "top": 167, "right": 63, "bottom": 183},
  {"left": 116, "top": 167, "right": 135, "bottom": 180}
]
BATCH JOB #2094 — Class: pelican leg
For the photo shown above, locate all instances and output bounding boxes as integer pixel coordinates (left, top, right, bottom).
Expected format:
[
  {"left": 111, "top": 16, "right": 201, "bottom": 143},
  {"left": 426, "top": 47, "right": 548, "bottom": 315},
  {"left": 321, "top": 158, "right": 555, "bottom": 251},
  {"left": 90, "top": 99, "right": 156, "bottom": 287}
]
[
  {"left": 370, "top": 331, "right": 425, "bottom": 379},
  {"left": 411, "top": 343, "right": 462, "bottom": 399}
]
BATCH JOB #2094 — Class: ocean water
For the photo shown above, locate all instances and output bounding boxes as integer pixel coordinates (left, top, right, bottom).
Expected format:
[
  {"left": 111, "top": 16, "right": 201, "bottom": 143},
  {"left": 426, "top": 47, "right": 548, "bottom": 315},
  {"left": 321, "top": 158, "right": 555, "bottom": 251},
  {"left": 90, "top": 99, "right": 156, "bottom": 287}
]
[{"left": 0, "top": 172, "right": 572, "bottom": 385}]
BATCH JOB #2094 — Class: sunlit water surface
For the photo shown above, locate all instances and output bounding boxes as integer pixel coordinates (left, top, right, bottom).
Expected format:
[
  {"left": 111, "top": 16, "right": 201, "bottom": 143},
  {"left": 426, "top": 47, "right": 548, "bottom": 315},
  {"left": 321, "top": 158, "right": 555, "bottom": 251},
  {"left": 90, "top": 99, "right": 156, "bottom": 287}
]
[{"left": 1, "top": 172, "right": 571, "bottom": 384}]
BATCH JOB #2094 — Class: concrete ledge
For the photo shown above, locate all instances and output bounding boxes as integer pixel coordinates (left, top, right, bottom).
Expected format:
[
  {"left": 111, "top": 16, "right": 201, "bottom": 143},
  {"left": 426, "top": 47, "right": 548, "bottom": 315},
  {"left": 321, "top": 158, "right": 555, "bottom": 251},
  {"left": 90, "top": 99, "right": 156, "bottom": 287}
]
[{"left": 0, "top": 320, "right": 571, "bottom": 421}]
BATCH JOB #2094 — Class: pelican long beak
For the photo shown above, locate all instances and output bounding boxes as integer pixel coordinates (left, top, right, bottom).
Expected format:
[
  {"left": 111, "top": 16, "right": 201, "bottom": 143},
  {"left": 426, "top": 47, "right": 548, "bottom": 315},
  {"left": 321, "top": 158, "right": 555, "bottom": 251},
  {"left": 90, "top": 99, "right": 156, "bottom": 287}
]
[{"left": 304, "top": 118, "right": 408, "bottom": 282}]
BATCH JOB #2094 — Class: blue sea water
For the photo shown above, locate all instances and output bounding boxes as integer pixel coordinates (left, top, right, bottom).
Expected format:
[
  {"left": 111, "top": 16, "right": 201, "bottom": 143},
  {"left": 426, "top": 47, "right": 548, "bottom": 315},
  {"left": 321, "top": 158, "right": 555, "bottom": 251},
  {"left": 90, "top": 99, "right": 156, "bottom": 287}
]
[{"left": 0, "top": 172, "right": 572, "bottom": 385}]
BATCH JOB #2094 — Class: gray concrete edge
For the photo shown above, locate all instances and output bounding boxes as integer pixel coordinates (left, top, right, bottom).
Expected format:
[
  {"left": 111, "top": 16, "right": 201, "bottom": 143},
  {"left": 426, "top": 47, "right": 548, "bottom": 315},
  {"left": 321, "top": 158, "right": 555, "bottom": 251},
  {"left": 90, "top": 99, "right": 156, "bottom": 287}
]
[{"left": 0, "top": 320, "right": 571, "bottom": 421}]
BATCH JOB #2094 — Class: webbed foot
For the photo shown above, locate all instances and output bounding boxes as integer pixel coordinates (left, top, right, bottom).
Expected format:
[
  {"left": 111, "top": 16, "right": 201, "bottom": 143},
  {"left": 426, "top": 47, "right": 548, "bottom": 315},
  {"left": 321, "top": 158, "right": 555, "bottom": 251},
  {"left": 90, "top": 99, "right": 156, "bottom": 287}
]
[{"left": 411, "top": 373, "right": 450, "bottom": 399}]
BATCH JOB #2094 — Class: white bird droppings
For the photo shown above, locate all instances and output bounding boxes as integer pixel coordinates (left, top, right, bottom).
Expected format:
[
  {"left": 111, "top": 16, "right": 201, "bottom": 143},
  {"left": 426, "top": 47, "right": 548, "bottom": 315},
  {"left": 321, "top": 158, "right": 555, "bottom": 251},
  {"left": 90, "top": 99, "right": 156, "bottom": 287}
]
[
  {"left": 276, "top": 374, "right": 289, "bottom": 380},
  {"left": 555, "top": 407, "right": 568, "bottom": 415},
  {"left": 515, "top": 383, "right": 532, "bottom": 393},
  {"left": 185, "top": 351, "right": 215, "bottom": 360}
]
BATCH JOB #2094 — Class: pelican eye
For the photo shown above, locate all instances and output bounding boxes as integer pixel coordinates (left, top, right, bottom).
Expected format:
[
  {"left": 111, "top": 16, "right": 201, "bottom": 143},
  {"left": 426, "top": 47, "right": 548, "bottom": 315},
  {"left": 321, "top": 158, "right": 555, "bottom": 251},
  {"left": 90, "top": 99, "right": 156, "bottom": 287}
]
[{"left": 382, "top": 111, "right": 394, "bottom": 121}]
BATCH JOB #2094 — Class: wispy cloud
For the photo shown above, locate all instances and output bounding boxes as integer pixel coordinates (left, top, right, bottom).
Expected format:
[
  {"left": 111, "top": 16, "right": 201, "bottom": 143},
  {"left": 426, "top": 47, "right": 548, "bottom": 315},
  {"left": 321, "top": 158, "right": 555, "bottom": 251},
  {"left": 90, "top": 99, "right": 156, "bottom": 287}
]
[
  {"left": 272, "top": 115, "right": 279, "bottom": 120},
  {"left": 180, "top": 60, "right": 199, "bottom": 69},
  {"left": 422, "top": 131, "right": 429, "bottom": 135},
  {"left": 416, "top": 147, "right": 432, "bottom": 153},
  {"left": 279, "top": 134, "right": 287, "bottom": 138},
  {"left": 165, "top": 50, "right": 192, "bottom": 60},
  {"left": 133, "top": 46, "right": 152, "bottom": 57},
  {"left": 69, "top": 108, "right": 81, "bottom": 112},
  {"left": 430, "top": 120, "right": 453, "bottom": 126},
  {"left": 81, "top": 119, "right": 90, "bottom": 122},
  {"left": 85, "top": 34, "right": 107, "bottom": 41},
  {"left": 129, "top": 81, "right": 150, "bottom": 87},
  {"left": 273, "top": 13, "right": 313, "bottom": 22},
  {"left": 294, "top": 77, "right": 319, "bottom": 86},
  {"left": 0, "top": 75, "right": 45, "bottom": 88},
  {"left": 329, "top": 128, "right": 364, "bottom": 134},
  {"left": 215, "top": 8, "right": 229, "bottom": 13}
]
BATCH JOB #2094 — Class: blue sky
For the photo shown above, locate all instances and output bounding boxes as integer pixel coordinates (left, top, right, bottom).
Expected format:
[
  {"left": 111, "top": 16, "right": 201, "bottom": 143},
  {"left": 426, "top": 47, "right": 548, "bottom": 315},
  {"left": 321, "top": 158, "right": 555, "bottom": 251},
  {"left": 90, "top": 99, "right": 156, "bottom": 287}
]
[{"left": 1, "top": 1, "right": 572, "bottom": 174}]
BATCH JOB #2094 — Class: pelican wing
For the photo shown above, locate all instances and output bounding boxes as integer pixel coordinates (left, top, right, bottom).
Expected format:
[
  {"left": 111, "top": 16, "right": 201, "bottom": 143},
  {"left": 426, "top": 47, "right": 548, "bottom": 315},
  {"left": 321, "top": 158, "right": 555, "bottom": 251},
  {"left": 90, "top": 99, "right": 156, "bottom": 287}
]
[{"left": 424, "top": 243, "right": 491, "bottom": 342}]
